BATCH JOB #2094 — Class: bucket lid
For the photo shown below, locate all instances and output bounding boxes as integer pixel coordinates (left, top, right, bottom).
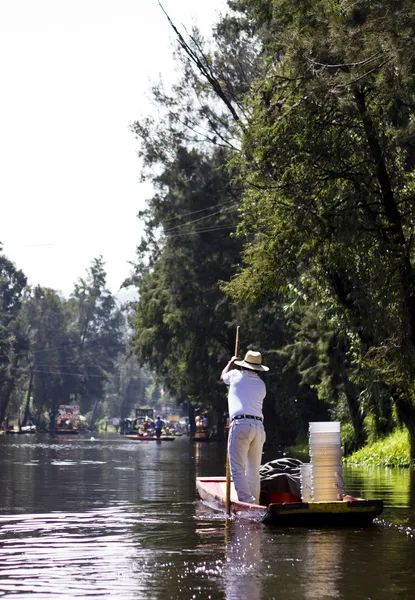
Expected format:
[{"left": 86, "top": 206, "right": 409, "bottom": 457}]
[{"left": 309, "top": 421, "right": 341, "bottom": 432}]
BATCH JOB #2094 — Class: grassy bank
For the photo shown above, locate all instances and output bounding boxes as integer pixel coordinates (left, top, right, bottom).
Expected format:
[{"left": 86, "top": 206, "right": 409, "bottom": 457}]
[{"left": 344, "top": 429, "right": 411, "bottom": 468}]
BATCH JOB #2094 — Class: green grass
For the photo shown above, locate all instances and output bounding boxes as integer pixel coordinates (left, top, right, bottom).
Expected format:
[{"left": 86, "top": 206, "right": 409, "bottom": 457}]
[{"left": 344, "top": 429, "right": 412, "bottom": 468}]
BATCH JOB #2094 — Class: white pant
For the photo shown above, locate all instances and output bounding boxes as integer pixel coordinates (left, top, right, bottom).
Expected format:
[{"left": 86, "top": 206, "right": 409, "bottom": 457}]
[{"left": 228, "top": 419, "right": 266, "bottom": 504}]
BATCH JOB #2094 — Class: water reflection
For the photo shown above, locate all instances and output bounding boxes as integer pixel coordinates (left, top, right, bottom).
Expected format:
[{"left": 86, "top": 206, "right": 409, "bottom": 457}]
[
  {"left": 220, "top": 519, "right": 345, "bottom": 600},
  {"left": 1, "top": 434, "right": 415, "bottom": 599},
  {"left": 224, "top": 520, "right": 263, "bottom": 600},
  {"left": 0, "top": 507, "right": 140, "bottom": 598},
  {"left": 343, "top": 465, "right": 413, "bottom": 508},
  {"left": 302, "top": 531, "right": 342, "bottom": 599},
  {"left": 193, "top": 439, "right": 227, "bottom": 479}
]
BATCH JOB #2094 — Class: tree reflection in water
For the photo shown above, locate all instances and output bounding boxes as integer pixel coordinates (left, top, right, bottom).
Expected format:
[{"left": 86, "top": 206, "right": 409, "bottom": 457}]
[{"left": 223, "top": 520, "right": 343, "bottom": 600}]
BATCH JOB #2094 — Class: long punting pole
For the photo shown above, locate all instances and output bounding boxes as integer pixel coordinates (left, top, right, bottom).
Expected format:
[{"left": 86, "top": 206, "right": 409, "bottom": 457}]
[{"left": 225, "top": 325, "right": 240, "bottom": 517}]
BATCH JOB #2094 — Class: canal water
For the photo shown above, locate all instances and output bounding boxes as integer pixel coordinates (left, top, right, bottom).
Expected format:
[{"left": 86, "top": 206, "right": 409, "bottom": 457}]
[{"left": 0, "top": 433, "right": 414, "bottom": 599}]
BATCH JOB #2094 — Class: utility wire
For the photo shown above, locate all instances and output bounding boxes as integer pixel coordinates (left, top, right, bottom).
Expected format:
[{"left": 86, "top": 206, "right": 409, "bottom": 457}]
[
  {"left": 161, "top": 198, "right": 237, "bottom": 223},
  {"left": 3, "top": 200, "right": 239, "bottom": 248},
  {"left": 9, "top": 366, "right": 108, "bottom": 378},
  {"left": 9, "top": 365, "right": 148, "bottom": 380},
  {"left": 0, "top": 333, "right": 127, "bottom": 361},
  {"left": 163, "top": 203, "right": 237, "bottom": 232},
  {"left": 166, "top": 225, "right": 237, "bottom": 238}
]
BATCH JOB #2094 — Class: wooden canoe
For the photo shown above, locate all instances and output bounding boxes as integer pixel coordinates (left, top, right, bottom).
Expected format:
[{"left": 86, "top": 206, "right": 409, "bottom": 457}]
[
  {"left": 196, "top": 476, "right": 383, "bottom": 526},
  {"left": 127, "top": 435, "right": 175, "bottom": 441}
]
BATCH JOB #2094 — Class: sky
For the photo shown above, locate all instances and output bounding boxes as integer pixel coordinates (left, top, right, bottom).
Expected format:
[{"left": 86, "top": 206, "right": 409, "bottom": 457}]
[{"left": 0, "top": 0, "right": 228, "bottom": 300}]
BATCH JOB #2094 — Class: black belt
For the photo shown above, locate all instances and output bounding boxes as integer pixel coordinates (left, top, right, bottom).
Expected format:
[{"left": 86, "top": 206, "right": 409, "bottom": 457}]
[{"left": 232, "top": 415, "right": 263, "bottom": 422}]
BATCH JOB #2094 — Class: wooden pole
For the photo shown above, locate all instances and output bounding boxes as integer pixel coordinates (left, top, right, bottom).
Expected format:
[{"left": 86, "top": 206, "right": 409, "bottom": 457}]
[{"left": 225, "top": 326, "right": 240, "bottom": 517}]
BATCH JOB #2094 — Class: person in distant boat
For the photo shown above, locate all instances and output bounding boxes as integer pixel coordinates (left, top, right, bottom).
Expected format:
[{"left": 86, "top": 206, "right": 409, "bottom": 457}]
[
  {"left": 221, "top": 350, "right": 268, "bottom": 504},
  {"left": 201, "top": 415, "right": 209, "bottom": 434},
  {"left": 154, "top": 415, "right": 164, "bottom": 438}
]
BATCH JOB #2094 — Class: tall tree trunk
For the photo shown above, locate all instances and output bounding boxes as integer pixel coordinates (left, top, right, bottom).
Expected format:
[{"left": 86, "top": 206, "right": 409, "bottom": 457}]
[
  {"left": 22, "top": 367, "right": 34, "bottom": 427},
  {"left": 354, "top": 87, "right": 415, "bottom": 345},
  {"left": 264, "top": 393, "right": 279, "bottom": 446},
  {"left": 0, "top": 353, "right": 19, "bottom": 426},
  {"left": 188, "top": 404, "right": 196, "bottom": 436},
  {"left": 49, "top": 397, "right": 58, "bottom": 432},
  {"left": 393, "top": 395, "right": 415, "bottom": 463},
  {"left": 89, "top": 398, "right": 100, "bottom": 432},
  {"left": 343, "top": 378, "right": 366, "bottom": 451},
  {"left": 215, "top": 407, "right": 226, "bottom": 441}
]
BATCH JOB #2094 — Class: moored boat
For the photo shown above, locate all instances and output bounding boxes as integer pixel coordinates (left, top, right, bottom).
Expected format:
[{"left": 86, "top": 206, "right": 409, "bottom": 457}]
[
  {"left": 192, "top": 431, "right": 213, "bottom": 442},
  {"left": 54, "top": 404, "right": 89, "bottom": 435},
  {"left": 55, "top": 428, "right": 81, "bottom": 435},
  {"left": 127, "top": 434, "right": 175, "bottom": 441},
  {"left": 196, "top": 476, "right": 383, "bottom": 526}
]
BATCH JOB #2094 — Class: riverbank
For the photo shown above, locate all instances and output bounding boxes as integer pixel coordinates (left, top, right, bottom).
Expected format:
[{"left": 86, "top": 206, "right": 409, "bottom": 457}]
[
  {"left": 344, "top": 429, "right": 411, "bottom": 468},
  {"left": 287, "top": 428, "right": 412, "bottom": 468}
]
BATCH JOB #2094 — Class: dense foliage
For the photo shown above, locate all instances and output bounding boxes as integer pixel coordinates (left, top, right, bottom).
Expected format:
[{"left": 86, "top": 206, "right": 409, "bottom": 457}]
[
  {"left": 0, "top": 250, "right": 155, "bottom": 431},
  {"left": 129, "top": 0, "right": 415, "bottom": 458}
]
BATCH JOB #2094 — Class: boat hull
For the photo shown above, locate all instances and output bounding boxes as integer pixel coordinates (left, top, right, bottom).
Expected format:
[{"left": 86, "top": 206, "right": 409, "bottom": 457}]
[
  {"left": 192, "top": 434, "right": 213, "bottom": 442},
  {"left": 127, "top": 435, "right": 175, "bottom": 441},
  {"left": 55, "top": 429, "right": 89, "bottom": 434},
  {"left": 196, "top": 477, "right": 383, "bottom": 527}
]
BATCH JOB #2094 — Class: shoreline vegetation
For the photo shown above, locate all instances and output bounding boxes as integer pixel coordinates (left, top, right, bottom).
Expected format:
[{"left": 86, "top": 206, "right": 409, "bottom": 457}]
[
  {"left": 344, "top": 429, "right": 411, "bottom": 468},
  {"left": 288, "top": 429, "right": 412, "bottom": 468}
]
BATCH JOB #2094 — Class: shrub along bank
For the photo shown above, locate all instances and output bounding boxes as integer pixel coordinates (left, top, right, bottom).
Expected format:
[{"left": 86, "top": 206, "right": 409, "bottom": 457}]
[{"left": 344, "top": 429, "right": 411, "bottom": 468}]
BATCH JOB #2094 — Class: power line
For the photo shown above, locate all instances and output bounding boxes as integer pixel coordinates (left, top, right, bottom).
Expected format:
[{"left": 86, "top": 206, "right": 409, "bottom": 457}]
[
  {"left": 9, "top": 364, "right": 148, "bottom": 380},
  {"left": 166, "top": 224, "right": 237, "bottom": 238},
  {"left": 161, "top": 198, "right": 237, "bottom": 223},
  {"left": 163, "top": 203, "right": 237, "bottom": 233},
  {"left": 2, "top": 200, "right": 239, "bottom": 249},
  {"left": 10, "top": 366, "right": 108, "bottom": 378},
  {"left": 0, "top": 333, "right": 128, "bottom": 361}
]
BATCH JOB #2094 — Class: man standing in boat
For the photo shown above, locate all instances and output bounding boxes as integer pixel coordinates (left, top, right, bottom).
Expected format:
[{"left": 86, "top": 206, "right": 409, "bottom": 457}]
[
  {"left": 154, "top": 415, "right": 164, "bottom": 439},
  {"left": 221, "top": 350, "right": 268, "bottom": 504}
]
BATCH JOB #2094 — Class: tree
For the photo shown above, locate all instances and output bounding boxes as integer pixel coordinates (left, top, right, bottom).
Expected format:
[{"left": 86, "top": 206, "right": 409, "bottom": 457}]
[
  {"left": 129, "top": 146, "right": 243, "bottom": 434},
  {"left": 21, "top": 286, "right": 79, "bottom": 429},
  {"left": 0, "top": 249, "right": 28, "bottom": 426},
  {"left": 173, "top": 0, "right": 415, "bottom": 457},
  {"left": 103, "top": 352, "right": 154, "bottom": 422},
  {"left": 70, "top": 257, "right": 125, "bottom": 430}
]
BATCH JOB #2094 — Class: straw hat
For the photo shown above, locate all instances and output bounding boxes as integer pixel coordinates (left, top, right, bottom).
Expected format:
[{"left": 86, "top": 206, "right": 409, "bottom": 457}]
[{"left": 234, "top": 350, "right": 269, "bottom": 372}]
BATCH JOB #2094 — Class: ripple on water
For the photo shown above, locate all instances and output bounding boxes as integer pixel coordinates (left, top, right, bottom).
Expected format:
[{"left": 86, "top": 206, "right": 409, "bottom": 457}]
[
  {"left": 0, "top": 508, "right": 151, "bottom": 598},
  {"left": 0, "top": 503, "right": 228, "bottom": 600}
]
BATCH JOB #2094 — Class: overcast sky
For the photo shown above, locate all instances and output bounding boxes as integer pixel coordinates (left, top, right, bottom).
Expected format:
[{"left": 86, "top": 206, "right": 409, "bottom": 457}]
[{"left": 0, "top": 0, "right": 227, "bottom": 299}]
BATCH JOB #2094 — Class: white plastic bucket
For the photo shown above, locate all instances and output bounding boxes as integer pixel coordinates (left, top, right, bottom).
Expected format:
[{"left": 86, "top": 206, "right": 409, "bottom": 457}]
[
  {"left": 309, "top": 421, "right": 340, "bottom": 433},
  {"left": 312, "top": 471, "right": 343, "bottom": 499},
  {"left": 309, "top": 430, "right": 341, "bottom": 437},
  {"left": 310, "top": 447, "right": 342, "bottom": 454},
  {"left": 312, "top": 474, "right": 343, "bottom": 489},
  {"left": 313, "top": 456, "right": 342, "bottom": 471},
  {"left": 309, "top": 435, "right": 341, "bottom": 444},
  {"left": 309, "top": 442, "right": 341, "bottom": 449},
  {"left": 300, "top": 463, "right": 312, "bottom": 501},
  {"left": 312, "top": 492, "right": 342, "bottom": 501}
]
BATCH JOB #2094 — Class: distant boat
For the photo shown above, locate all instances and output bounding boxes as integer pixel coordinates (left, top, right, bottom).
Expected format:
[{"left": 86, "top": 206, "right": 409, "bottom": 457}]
[
  {"left": 55, "top": 404, "right": 88, "bottom": 435},
  {"left": 20, "top": 423, "right": 37, "bottom": 434},
  {"left": 55, "top": 428, "right": 81, "bottom": 435},
  {"left": 5, "top": 428, "right": 24, "bottom": 435},
  {"left": 4, "top": 422, "right": 36, "bottom": 434},
  {"left": 126, "top": 434, "right": 175, "bottom": 442},
  {"left": 192, "top": 431, "right": 213, "bottom": 442}
]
